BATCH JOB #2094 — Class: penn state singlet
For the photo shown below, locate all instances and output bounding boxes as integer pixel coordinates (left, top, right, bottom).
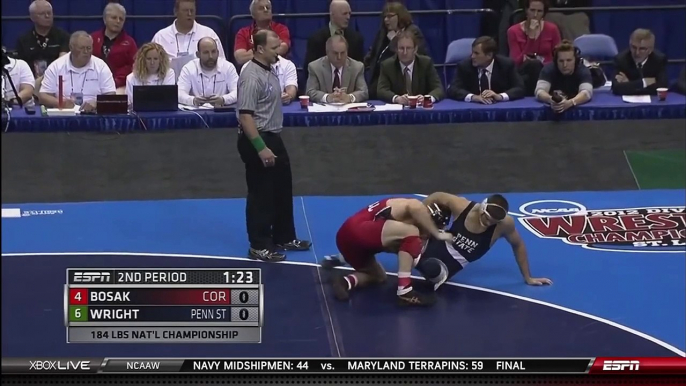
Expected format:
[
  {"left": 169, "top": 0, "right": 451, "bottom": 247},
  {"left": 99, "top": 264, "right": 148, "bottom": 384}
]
[{"left": 419, "top": 201, "right": 498, "bottom": 278}]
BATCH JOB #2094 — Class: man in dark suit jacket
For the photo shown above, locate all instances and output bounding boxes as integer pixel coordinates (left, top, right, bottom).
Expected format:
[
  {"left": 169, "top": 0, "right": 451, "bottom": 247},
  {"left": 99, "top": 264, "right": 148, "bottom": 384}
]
[
  {"left": 448, "top": 36, "right": 525, "bottom": 103},
  {"left": 377, "top": 31, "right": 444, "bottom": 105},
  {"left": 303, "top": 0, "right": 364, "bottom": 69},
  {"left": 611, "top": 29, "right": 668, "bottom": 96}
]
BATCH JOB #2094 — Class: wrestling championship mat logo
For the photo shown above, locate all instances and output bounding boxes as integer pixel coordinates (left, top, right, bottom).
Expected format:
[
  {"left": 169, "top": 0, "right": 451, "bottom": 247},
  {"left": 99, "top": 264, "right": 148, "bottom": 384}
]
[{"left": 516, "top": 200, "right": 686, "bottom": 253}]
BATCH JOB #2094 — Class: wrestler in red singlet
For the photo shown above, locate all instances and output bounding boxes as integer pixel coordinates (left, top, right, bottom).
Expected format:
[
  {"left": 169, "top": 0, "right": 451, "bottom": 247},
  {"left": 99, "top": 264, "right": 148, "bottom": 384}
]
[{"left": 324, "top": 197, "right": 453, "bottom": 306}]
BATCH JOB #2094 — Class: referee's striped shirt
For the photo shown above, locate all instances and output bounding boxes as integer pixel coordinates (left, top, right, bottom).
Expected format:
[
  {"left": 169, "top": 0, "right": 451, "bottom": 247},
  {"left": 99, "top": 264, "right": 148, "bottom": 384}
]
[{"left": 236, "top": 59, "right": 283, "bottom": 133}]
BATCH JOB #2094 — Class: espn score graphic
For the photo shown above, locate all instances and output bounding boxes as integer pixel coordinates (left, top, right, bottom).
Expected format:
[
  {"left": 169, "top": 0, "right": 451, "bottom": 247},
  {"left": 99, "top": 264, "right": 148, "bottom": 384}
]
[
  {"left": 516, "top": 200, "right": 686, "bottom": 253},
  {"left": 64, "top": 268, "right": 264, "bottom": 343}
]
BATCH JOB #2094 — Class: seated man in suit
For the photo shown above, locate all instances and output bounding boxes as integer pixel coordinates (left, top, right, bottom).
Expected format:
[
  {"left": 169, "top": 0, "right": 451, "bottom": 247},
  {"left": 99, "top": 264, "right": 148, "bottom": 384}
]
[
  {"left": 303, "top": 0, "right": 364, "bottom": 68},
  {"left": 305, "top": 35, "right": 368, "bottom": 104},
  {"left": 377, "top": 31, "right": 444, "bottom": 106},
  {"left": 535, "top": 40, "right": 593, "bottom": 114},
  {"left": 611, "top": 28, "right": 668, "bottom": 96},
  {"left": 448, "top": 36, "right": 525, "bottom": 103}
]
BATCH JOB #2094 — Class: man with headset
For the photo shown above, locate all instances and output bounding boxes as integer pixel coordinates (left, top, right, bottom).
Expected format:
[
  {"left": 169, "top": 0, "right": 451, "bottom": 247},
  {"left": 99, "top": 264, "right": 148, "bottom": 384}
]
[
  {"left": 414, "top": 192, "right": 553, "bottom": 291},
  {"left": 535, "top": 40, "right": 593, "bottom": 114}
]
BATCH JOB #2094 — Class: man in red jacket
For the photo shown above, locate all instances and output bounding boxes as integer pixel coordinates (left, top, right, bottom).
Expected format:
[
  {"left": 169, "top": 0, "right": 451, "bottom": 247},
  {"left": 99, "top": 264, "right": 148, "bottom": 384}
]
[{"left": 91, "top": 3, "right": 137, "bottom": 92}]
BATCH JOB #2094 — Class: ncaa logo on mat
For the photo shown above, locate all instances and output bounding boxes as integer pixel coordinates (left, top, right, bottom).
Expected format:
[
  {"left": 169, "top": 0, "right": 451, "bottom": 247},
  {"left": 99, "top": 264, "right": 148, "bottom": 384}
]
[{"left": 516, "top": 200, "right": 686, "bottom": 253}]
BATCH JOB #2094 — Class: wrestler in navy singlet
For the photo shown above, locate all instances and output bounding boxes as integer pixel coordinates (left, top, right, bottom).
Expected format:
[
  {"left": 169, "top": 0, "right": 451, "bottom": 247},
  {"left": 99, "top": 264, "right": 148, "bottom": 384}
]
[{"left": 417, "top": 201, "right": 498, "bottom": 279}]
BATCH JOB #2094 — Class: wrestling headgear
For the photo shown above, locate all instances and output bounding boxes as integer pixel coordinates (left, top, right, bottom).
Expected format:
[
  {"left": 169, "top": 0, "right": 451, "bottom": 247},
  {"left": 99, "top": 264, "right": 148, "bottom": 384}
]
[{"left": 428, "top": 203, "right": 451, "bottom": 228}]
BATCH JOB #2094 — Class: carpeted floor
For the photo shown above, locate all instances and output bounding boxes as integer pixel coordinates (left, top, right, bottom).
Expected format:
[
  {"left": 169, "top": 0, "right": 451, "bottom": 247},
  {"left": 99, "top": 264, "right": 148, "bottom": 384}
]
[{"left": 2, "top": 119, "right": 685, "bottom": 204}]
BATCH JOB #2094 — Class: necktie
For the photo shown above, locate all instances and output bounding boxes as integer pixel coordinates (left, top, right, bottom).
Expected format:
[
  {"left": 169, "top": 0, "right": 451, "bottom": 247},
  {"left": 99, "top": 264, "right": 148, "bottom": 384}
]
[
  {"left": 333, "top": 68, "right": 341, "bottom": 91},
  {"left": 479, "top": 69, "right": 489, "bottom": 93},
  {"left": 404, "top": 67, "right": 412, "bottom": 95},
  {"left": 637, "top": 63, "right": 644, "bottom": 78}
]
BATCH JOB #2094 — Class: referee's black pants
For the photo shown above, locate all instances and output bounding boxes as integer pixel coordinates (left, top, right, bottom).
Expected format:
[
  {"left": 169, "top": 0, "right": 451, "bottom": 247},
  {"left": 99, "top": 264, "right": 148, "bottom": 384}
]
[{"left": 237, "top": 131, "right": 297, "bottom": 251}]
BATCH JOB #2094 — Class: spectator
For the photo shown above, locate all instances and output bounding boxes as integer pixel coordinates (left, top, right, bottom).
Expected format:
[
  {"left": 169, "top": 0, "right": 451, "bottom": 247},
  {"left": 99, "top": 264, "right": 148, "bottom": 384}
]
[
  {"left": 675, "top": 67, "right": 686, "bottom": 95},
  {"left": 152, "top": 0, "right": 225, "bottom": 61},
  {"left": 272, "top": 55, "right": 299, "bottom": 105},
  {"left": 364, "top": 1, "right": 427, "bottom": 99},
  {"left": 377, "top": 31, "right": 444, "bottom": 106},
  {"left": 507, "top": 0, "right": 561, "bottom": 95},
  {"left": 125, "top": 43, "right": 176, "bottom": 106},
  {"left": 448, "top": 36, "right": 525, "bottom": 103},
  {"left": 177, "top": 38, "right": 238, "bottom": 108},
  {"left": 2, "top": 52, "right": 36, "bottom": 106},
  {"left": 611, "top": 29, "right": 668, "bottom": 96},
  {"left": 304, "top": 0, "right": 364, "bottom": 69},
  {"left": 234, "top": 0, "right": 291, "bottom": 67},
  {"left": 14, "top": 0, "right": 69, "bottom": 94},
  {"left": 91, "top": 3, "right": 137, "bottom": 93},
  {"left": 39, "top": 31, "right": 116, "bottom": 111},
  {"left": 535, "top": 40, "right": 592, "bottom": 113},
  {"left": 305, "top": 35, "right": 368, "bottom": 104},
  {"left": 544, "top": 0, "right": 591, "bottom": 41}
]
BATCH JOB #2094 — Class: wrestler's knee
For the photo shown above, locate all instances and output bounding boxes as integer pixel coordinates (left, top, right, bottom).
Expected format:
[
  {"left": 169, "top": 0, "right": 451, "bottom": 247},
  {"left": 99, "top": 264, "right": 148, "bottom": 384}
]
[{"left": 399, "top": 235, "right": 423, "bottom": 265}]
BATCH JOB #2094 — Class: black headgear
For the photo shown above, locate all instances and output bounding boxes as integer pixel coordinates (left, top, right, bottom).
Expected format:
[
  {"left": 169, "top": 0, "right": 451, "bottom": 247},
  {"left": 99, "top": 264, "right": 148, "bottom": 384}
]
[{"left": 427, "top": 203, "right": 451, "bottom": 228}]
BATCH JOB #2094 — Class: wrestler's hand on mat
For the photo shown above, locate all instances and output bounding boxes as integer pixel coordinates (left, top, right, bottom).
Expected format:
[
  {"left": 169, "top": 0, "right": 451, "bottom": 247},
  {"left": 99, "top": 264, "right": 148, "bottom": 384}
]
[
  {"left": 526, "top": 277, "right": 553, "bottom": 286},
  {"left": 258, "top": 148, "right": 277, "bottom": 167}
]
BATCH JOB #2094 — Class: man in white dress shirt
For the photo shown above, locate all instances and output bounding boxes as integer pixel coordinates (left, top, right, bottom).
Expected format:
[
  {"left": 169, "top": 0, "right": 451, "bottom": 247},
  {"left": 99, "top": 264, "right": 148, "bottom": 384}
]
[
  {"left": 273, "top": 55, "right": 298, "bottom": 104},
  {"left": 151, "top": 0, "right": 225, "bottom": 60},
  {"left": 3, "top": 54, "right": 36, "bottom": 106},
  {"left": 39, "top": 31, "right": 116, "bottom": 112},
  {"left": 177, "top": 37, "right": 238, "bottom": 107}
]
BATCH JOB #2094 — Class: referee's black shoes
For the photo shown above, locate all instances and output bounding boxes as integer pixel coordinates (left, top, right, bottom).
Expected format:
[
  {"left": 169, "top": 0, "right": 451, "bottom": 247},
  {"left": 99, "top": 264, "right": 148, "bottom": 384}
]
[
  {"left": 276, "top": 239, "right": 312, "bottom": 251},
  {"left": 249, "top": 248, "right": 286, "bottom": 262}
]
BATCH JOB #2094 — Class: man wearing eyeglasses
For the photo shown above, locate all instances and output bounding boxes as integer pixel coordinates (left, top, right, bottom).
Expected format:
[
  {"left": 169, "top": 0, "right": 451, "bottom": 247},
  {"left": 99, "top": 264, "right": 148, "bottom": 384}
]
[
  {"left": 177, "top": 37, "right": 238, "bottom": 107},
  {"left": 234, "top": 0, "right": 291, "bottom": 67},
  {"left": 38, "top": 31, "right": 115, "bottom": 112},
  {"left": 416, "top": 192, "right": 553, "bottom": 290}
]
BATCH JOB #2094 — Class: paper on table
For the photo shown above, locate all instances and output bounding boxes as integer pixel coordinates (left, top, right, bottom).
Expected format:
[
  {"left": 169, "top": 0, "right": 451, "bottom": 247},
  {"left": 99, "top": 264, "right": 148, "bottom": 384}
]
[
  {"left": 178, "top": 103, "right": 213, "bottom": 110},
  {"left": 307, "top": 102, "right": 369, "bottom": 112},
  {"left": 373, "top": 104, "right": 403, "bottom": 111},
  {"left": 622, "top": 95, "right": 652, "bottom": 104},
  {"left": 46, "top": 105, "right": 80, "bottom": 116}
]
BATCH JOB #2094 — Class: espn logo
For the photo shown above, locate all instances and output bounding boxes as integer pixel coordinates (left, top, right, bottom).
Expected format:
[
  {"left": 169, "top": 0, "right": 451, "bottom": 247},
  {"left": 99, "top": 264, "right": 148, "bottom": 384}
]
[
  {"left": 603, "top": 360, "right": 640, "bottom": 371},
  {"left": 73, "top": 272, "right": 112, "bottom": 283}
]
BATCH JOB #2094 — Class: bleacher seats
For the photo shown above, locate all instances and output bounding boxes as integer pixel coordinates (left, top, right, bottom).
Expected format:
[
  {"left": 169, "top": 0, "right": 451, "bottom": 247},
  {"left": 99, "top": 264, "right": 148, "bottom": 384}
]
[{"left": 1, "top": 0, "right": 684, "bottom": 82}]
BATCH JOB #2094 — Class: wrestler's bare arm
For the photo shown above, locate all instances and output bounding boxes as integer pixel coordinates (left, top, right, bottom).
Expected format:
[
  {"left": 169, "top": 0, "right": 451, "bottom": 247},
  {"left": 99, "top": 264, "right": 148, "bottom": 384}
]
[{"left": 502, "top": 217, "right": 553, "bottom": 285}]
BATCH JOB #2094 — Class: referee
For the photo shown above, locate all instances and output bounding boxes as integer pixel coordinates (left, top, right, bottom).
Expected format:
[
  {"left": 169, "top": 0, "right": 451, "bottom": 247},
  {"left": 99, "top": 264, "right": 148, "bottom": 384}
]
[{"left": 236, "top": 30, "right": 311, "bottom": 262}]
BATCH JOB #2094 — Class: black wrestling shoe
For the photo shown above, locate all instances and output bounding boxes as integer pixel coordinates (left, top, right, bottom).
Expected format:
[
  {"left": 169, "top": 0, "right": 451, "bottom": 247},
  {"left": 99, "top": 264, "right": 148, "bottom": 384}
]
[
  {"left": 248, "top": 248, "right": 286, "bottom": 262},
  {"left": 397, "top": 288, "right": 437, "bottom": 307},
  {"left": 331, "top": 274, "right": 351, "bottom": 301},
  {"left": 321, "top": 255, "right": 344, "bottom": 270},
  {"left": 276, "top": 239, "right": 312, "bottom": 251}
]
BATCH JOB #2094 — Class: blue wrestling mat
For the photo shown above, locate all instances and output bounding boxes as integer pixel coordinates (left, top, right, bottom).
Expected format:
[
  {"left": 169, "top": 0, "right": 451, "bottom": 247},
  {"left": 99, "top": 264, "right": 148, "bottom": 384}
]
[{"left": 2, "top": 190, "right": 685, "bottom": 358}]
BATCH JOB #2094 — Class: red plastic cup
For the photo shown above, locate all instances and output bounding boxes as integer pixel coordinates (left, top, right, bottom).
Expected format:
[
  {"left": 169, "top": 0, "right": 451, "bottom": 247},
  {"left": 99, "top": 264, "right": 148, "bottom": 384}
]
[
  {"left": 407, "top": 96, "right": 418, "bottom": 109},
  {"left": 423, "top": 95, "right": 433, "bottom": 108},
  {"left": 299, "top": 95, "right": 310, "bottom": 109}
]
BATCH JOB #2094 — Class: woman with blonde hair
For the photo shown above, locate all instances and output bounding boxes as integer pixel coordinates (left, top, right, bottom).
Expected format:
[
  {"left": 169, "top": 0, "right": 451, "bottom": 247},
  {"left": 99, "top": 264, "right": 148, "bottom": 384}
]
[{"left": 125, "top": 42, "right": 176, "bottom": 104}]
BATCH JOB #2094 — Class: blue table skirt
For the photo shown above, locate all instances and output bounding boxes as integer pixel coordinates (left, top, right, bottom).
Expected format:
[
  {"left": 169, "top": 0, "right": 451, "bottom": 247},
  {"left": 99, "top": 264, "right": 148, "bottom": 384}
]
[{"left": 3, "top": 93, "right": 684, "bottom": 133}]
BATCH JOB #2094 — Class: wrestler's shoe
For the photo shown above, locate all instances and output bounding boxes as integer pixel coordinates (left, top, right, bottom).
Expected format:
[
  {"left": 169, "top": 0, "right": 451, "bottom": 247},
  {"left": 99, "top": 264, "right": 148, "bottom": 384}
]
[
  {"left": 331, "top": 275, "right": 350, "bottom": 301},
  {"left": 276, "top": 239, "right": 312, "bottom": 251},
  {"left": 397, "top": 288, "right": 437, "bottom": 307},
  {"left": 321, "top": 254, "right": 345, "bottom": 270}
]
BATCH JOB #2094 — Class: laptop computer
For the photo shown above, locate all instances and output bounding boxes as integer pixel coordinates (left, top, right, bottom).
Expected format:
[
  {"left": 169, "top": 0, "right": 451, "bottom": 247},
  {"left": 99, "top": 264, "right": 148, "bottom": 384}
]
[{"left": 132, "top": 85, "right": 178, "bottom": 112}]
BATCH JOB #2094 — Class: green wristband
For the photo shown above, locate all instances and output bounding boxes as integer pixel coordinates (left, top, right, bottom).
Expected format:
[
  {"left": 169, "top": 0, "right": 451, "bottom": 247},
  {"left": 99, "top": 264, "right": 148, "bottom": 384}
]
[{"left": 250, "top": 136, "right": 267, "bottom": 152}]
